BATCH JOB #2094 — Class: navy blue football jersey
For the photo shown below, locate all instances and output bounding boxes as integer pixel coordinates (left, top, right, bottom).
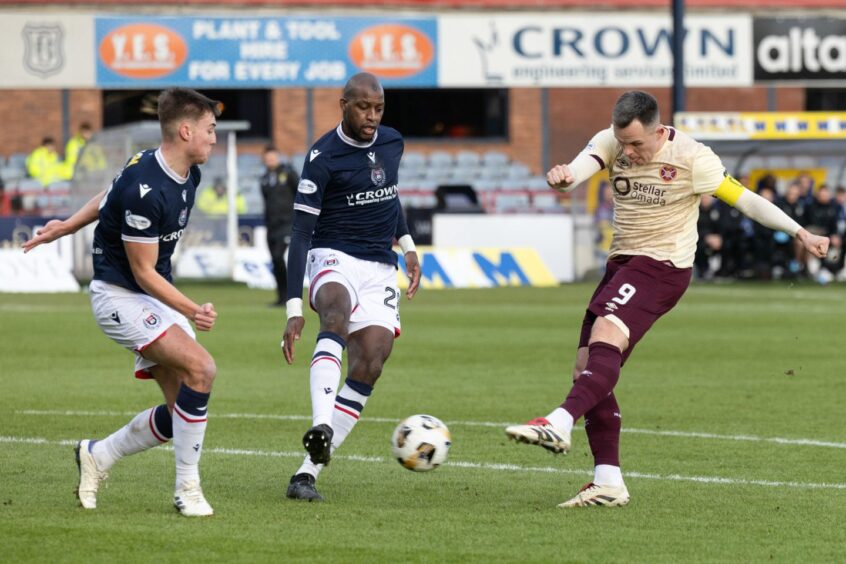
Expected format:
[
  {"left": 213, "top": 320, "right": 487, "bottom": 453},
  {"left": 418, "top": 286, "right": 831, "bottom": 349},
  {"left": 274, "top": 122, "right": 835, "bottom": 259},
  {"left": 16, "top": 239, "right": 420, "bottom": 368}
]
[
  {"left": 294, "top": 123, "right": 404, "bottom": 266},
  {"left": 92, "top": 148, "right": 200, "bottom": 293}
]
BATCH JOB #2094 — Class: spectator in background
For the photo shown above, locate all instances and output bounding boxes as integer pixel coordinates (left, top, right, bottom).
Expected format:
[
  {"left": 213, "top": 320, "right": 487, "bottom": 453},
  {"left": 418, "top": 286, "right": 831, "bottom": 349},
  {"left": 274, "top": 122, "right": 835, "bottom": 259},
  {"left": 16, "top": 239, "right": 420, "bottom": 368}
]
[
  {"left": 756, "top": 173, "right": 778, "bottom": 194},
  {"left": 776, "top": 182, "right": 808, "bottom": 278},
  {"left": 25, "top": 137, "right": 63, "bottom": 186},
  {"left": 834, "top": 186, "right": 846, "bottom": 238},
  {"left": 713, "top": 196, "right": 752, "bottom": 278},
  {"left": 61, "top": 122, "right": 94, "bottom": 179},
  {"left": 694, "top": 193, "right": 721, "bottom": 279},
  {"left": 196, "top": 176, "right": 247, "bottom": 216},
  {"left": 260, "top": 145, "right": 299, "bottom": 307},
  {"left": 796, "top": 172, "right": 816, "bottom": 206},
  {"left": 805, "top": 184, "right": 844, "bottom": 283},
  {"left": 750, "top": 186, "right": 779, "bottom": 279}
]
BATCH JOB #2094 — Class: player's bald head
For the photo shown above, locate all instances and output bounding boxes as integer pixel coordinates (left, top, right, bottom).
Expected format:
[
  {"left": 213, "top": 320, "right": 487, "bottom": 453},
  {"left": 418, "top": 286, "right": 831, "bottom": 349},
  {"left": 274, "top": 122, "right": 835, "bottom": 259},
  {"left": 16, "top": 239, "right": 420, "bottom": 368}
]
[{"left": 342, "top": 72, "right": 383, "bottom": 101}]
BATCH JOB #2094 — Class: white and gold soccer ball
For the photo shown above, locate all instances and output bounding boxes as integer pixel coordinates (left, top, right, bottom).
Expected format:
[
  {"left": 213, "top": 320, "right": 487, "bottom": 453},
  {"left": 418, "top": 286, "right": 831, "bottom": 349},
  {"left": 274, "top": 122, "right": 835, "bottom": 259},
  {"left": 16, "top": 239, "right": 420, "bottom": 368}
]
[{"left": 391, "top": 414, "right": 451, "bottom": 472}]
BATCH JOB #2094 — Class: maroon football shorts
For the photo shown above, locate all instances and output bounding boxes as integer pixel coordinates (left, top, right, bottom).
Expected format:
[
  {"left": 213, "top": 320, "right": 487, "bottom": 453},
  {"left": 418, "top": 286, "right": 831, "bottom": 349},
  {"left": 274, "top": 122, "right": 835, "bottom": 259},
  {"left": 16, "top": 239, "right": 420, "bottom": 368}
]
[{"left": 578, "top": 254, "right": 692, "bottom": 362}]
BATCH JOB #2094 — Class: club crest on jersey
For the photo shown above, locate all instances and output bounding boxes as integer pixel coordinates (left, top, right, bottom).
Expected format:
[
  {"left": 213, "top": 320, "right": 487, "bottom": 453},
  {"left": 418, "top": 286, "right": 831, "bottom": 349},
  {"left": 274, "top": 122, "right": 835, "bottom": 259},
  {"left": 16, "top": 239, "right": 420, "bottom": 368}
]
[
  {"left": 142, "top": 311, "right": 161, "bottom": 330},
  {"left": 182, "top": 189, "right": 187, "bottom": 202},
  {"left": 371, "top": 166, "right": 386, "bottom": 187},
  {"left": 323, "top": 257, "right": 338, "bottom": 267},
  {"left": 178, "top": 208, "right": 188, "bottom": 227},
  {"left": 616, "top": 155, "right": 632, "bottom": 169},
  {"left": 660, "top": 165, "right": 677, "bottom": 182}
]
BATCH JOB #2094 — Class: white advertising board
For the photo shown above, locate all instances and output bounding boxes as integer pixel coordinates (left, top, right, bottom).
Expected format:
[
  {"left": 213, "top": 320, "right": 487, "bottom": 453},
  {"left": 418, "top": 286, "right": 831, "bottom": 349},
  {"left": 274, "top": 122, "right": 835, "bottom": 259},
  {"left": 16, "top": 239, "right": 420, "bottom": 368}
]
[{"left": 438, "top": 13, "right": 752, "bottom": 87}]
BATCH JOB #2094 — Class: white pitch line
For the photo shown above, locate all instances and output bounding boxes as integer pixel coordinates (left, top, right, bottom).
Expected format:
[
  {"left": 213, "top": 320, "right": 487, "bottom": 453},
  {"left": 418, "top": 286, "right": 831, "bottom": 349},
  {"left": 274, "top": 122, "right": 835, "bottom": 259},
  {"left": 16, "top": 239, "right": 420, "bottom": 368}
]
[
  {"left": 15, "top": 409, "right": 846, "bottom": 450},
  {"left": 2, "top": 435, "right": 845, "bottom": 492}
]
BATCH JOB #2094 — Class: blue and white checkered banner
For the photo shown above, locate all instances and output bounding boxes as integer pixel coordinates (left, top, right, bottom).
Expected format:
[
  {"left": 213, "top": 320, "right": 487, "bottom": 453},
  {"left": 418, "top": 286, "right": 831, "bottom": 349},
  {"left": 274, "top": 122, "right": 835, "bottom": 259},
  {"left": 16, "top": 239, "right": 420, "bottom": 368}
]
[{"left": 95, "top": 16, "right": 437, "bottom": 88}]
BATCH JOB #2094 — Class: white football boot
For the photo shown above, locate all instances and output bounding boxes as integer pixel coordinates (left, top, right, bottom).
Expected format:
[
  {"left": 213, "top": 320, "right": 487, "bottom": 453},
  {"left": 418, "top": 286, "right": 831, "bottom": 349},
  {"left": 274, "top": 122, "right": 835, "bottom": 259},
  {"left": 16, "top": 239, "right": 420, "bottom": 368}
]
[
  {"left": 558, "top": 482, "right": 630, "bottom": 508},
  {"left": 504, "top": 417, "right": 571, "bottom": 454},
  {"left": 74, "top": 440, "right": 108, "bottom": 509},
  {"left": 173, "top": 481, "right": 214, "bottom": 517}
]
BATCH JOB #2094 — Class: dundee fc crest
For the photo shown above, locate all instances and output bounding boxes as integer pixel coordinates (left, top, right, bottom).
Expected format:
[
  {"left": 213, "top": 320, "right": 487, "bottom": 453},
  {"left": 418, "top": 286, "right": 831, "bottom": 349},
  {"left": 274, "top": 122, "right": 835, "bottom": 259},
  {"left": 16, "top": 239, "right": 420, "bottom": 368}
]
[
  {"left": 22, "top": 23, "right": 64, "bottom": 78},
  {"left": 371, "top": 166, "right": 386, "bottom": 187}
]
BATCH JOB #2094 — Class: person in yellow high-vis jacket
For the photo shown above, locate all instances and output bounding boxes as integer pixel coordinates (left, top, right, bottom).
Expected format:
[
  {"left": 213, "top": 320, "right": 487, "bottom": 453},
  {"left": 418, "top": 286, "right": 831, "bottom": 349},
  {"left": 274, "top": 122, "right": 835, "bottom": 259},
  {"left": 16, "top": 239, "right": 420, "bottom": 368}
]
[{"left": 25, "top": 137, "right": 63, "bottom": 186}]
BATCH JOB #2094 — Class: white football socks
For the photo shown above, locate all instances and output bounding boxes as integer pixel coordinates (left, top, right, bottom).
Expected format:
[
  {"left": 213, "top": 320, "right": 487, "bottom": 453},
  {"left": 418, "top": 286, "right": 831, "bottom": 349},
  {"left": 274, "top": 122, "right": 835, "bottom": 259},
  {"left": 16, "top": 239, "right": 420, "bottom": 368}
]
[
  {"left": 297, "top": 379, "right": 372, "bottom": 478},
  {"left": 309, "top": 334, "right": 345, "bottom": 427},
  {"left": 91, "top": 405, "right": 169, "bottom": 471},
  {"left": 594, "top": 464, "right": 625, "bottom": 487},
  {"left": 545, "top": 407, "right": 575, "bottom": 434},
  {"left": 172, "top": 385, "right": 210, "bottom": 488}
]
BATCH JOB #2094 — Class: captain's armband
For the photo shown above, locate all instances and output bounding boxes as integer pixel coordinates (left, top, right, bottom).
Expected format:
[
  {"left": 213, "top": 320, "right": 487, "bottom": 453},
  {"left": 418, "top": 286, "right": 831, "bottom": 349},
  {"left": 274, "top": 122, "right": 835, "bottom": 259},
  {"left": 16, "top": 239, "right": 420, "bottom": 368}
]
[{"left": 713, "top": 175, "right": 746, "bottom": 206}]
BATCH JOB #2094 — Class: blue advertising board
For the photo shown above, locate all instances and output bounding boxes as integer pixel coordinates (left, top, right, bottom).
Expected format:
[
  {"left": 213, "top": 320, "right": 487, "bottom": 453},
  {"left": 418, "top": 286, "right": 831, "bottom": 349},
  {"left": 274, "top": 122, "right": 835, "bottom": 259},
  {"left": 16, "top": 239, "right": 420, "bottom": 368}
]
[{"left": 96, "top": 16, "right": 437, "bottom": 88}]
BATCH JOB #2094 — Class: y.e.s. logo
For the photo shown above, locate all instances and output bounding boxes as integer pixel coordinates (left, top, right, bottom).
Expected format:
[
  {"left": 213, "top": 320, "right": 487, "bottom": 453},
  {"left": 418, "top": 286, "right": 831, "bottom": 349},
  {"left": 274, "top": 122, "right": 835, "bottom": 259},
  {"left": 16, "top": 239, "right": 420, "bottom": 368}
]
[
  {"left": 348, "top": 24, "right": 434, "bottom": 79},
  {"left": 100, "top": 23, "right": 188, "bottom": 79}
]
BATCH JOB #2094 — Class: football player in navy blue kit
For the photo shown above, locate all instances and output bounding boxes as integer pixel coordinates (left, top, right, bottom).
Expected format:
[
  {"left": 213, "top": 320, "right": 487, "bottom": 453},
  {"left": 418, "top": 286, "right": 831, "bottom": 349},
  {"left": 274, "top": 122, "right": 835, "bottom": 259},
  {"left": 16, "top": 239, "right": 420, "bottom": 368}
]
[
  {"left": 23, "top": 88, "right": 221, "bottom": 517},
  {"left": 282, "top": 72, "right": 421, "bottom": 501}
]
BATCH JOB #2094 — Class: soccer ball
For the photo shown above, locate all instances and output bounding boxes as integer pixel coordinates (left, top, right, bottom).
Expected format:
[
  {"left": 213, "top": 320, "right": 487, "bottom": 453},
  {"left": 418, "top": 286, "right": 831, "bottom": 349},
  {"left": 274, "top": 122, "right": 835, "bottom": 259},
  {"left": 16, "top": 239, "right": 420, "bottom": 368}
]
[{"left": 391, "top": 414, "right": 451, "bottom": 472}]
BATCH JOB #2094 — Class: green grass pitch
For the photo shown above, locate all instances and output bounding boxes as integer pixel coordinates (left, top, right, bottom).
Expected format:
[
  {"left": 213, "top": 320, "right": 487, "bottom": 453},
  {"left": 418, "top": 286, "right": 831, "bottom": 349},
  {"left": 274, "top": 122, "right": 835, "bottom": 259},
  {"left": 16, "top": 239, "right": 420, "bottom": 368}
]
[{"left": 1, "top": 282, "right": 844, "bottom": 562}]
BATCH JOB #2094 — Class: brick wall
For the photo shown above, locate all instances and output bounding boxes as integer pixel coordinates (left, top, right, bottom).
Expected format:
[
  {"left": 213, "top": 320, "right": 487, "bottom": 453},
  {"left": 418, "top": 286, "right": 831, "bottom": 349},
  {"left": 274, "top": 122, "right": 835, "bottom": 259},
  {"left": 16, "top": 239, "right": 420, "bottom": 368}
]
[
  {"left": 0, "top": 85, "right": 807, "bottom": 172},
  {"left": 548, "top": 86, "right": 806, "bottom": 165},
  {"left": 0, "top": 89, "right": 102, "bottom": 158}
]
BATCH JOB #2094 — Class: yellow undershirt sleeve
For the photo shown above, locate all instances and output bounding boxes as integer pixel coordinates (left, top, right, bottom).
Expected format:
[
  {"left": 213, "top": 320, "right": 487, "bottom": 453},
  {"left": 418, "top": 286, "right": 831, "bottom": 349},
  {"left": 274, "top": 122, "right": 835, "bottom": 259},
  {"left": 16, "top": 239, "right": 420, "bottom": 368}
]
[{"left": 713, "top": 175, "right": 746, "bottom": 206}]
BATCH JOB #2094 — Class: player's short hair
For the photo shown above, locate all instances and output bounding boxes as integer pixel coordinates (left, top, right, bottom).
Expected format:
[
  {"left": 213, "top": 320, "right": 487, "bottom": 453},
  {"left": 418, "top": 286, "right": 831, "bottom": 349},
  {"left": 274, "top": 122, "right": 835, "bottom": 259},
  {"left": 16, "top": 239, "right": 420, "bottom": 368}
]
[
  {"left": 612, "top": 91, "right": 660, "bottom": 129},
  {"left": 263, "top": 145, "right": 278, "bottom": 155},
  {"left": 157, "top": 88, "right": 221, "bottom": 141}
]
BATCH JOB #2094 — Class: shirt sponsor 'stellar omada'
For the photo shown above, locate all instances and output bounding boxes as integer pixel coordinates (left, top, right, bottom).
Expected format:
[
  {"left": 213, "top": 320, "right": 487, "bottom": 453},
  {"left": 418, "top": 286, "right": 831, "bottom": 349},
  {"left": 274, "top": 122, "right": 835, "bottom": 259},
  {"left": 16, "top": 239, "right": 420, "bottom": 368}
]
[{"left": 93, "top": 148, "right": 200, "bottom": 293}]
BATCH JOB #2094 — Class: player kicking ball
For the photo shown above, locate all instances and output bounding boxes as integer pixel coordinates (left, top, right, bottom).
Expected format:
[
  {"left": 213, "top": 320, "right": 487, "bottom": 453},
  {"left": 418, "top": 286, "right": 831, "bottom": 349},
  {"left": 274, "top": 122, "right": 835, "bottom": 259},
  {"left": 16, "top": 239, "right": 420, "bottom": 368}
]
[
  {"left": 23, "top": 88, "right": 222, "bottom": 516},
  {"left": 281, "top": 72, "right": 421, "bottom": 502},
  {"left": 505, "top": 91, "right": 829, "bottom": 508}
]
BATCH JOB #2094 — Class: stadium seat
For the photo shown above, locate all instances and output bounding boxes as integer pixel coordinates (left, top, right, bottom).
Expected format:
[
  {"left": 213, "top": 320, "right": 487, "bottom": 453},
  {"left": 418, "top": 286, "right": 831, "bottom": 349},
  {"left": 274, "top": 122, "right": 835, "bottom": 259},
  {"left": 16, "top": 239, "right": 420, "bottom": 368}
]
[
  {"left": 472, "top": 179, "right": 499, "bottom": 192},
  {"left": 0, "top": 166, "right": 24, "bottom": 183},
  {"left": 428, "top": 151, "right": 453, "bottom": 168},
  {"left": 482, "top": 151, "right": 509, "bottom": 168},
  {"left": 506, "top": 163, "right": 531, "bottom": 180},
  {"left": 424, "top": 167, "right": 452, "bottom": 183},
  {"left": 16, "top": 178, "right": 43, "bottom": 193},
  {"left": 7, "top": 153, "right": 28, "bottom": 170},
  {"left": 449, "top": 167, "right": 482, "bottom": 183},
  {"left": 401, "top": 151, "right": 426, "bottom": 168},
  {"left": 455, "top": 150, "right": 481, "bottom": 168}
]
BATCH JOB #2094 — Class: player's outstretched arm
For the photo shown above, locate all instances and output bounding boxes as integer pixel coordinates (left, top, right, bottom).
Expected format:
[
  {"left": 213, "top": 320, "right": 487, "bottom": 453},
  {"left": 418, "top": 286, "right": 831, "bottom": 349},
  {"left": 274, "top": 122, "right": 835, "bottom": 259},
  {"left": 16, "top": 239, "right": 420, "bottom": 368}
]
[
  {"left": 124, "top": 240, "right": 217, "bottom": 331},
  {"left": 546, "top": 152, "right": 603, "bottom": 193},
  {"left": 714, "top": 176, "right": 830, "bottom": 258},
  {"left": 22, "top": 189, "right": 106, "bottom": 253}
]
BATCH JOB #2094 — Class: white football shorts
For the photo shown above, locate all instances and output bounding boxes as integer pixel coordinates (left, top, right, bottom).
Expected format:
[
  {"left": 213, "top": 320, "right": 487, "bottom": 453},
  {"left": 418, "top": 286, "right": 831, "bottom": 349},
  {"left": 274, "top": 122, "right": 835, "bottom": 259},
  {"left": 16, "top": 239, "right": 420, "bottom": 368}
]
[
  {"left": 89, "top": 279, "right": 196, "bottom": 378},
  {"left": 307, "top": 248, "right": 401, "bottom": 337}
]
